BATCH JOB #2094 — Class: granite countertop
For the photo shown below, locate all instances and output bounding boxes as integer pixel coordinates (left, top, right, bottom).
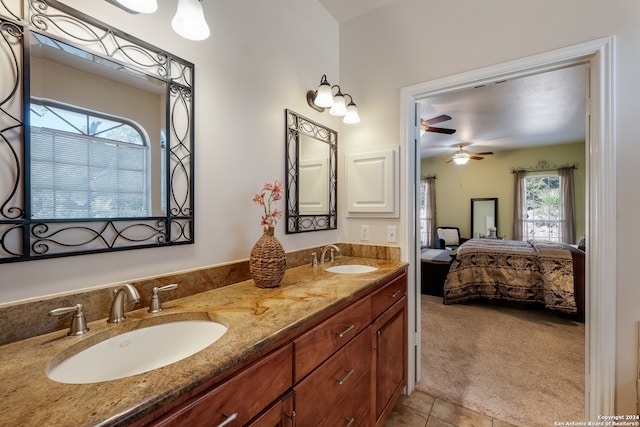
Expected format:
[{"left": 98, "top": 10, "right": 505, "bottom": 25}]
[{"left": 0, "top": 257, "right": 407, "bottom": 426}]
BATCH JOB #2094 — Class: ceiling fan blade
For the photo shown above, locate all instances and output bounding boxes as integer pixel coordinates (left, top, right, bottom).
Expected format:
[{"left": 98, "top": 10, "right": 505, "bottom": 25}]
[
  {"left": 423, "top": 114, "right": 451, "bottom": 126},
  {"left": 444, "top": 158, "right": 454, "bottom": 163},
  {"left": 473, "top": 151, "right": 494, "bottom": 156},
  {"left": 469, "top": 155, "right": 484, "bottom": 160},
  {"left": 425, "top": 126, "right": 456, "bottom": 135}
]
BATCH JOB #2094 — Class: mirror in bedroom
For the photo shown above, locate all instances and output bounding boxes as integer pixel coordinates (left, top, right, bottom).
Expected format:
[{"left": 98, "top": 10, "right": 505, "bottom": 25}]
[
  {"left": 471, "top": 198, "right": 498, "bottom": 238},
  {"left": 284, "top": 109, "right": 337, "bottom": 234},
  {"left": 0, "top": 0, "right": 195, "bottom": 263}
]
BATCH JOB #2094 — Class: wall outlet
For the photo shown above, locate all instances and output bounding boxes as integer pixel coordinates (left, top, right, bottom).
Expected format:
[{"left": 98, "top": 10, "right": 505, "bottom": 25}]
[
  {"left": 360, "top": 225, "right": 370, "bottom": 241},
  {"left": 387, "top": 226, "right": 397, "bottom": 243}
]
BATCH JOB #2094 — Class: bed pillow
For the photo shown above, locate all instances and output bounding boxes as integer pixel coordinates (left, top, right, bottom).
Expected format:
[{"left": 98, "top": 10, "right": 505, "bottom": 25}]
[
  {"left": 438, "top": 228, "right": 460, "bottom": 246},
  {"left": 577, "top": 235, "right": 586, "bottom": 252}
]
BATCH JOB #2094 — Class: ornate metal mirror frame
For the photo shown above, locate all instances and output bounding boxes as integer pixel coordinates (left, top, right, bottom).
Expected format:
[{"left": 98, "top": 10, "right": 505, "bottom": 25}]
[
  {"left": 285, "top": 109, "right": 337, "bottom": 233},
  {"left": 0, "top": 0, "right": 194, "bottom": 263}
]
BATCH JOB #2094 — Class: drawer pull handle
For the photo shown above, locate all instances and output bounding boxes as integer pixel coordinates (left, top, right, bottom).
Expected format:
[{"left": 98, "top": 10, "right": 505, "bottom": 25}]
[
  {"left": 343, "top": 417, "right": 355, "bottom": 427},
  {"left": 337, "top": 324, "right": 355, "bottom": 338},
  {"left": 336, "top": 368, "right": 355, "bottom": 385},
  {"left": 286, "top": 411, "right": 297, "bottom": 427},
  {"left": 217, "top": 412, "right": 238, "bottom": 427},
  {"left": 390, "top": 290, "right": 402, "bottom": 298}
]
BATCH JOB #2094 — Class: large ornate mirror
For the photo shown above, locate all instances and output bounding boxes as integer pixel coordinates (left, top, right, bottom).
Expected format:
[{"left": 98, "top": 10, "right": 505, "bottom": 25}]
[
  {"left": 285, "top": 110, "right": 337, "bottom": 233},
  {"left": 471, "top": 198, "right": 498, "bottom": 238},
  {"left": 0, "top": 0, "right": 194, "bottom": 263}
]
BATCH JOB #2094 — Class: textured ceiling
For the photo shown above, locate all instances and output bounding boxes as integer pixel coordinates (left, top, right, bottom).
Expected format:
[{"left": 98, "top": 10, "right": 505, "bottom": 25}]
[{"left": 418, "top": 64, "right": 587, "bottom": 159}]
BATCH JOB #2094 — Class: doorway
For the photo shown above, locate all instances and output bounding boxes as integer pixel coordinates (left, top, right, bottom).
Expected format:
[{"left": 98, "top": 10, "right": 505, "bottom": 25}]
[{"left": 400, "top": 37, "right": 616, "bottom": 420}]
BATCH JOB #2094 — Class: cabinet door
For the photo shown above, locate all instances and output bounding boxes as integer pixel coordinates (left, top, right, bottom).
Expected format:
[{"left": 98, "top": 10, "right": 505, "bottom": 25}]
[
  {"left": 246, "top": 392, "right": 295, "bottom": 427},
  {"left": 150, "top": 344, "right": 293, "bottom": 427},
  {"left": 372, "top": 296, "right": 407, "bottom": 427}
]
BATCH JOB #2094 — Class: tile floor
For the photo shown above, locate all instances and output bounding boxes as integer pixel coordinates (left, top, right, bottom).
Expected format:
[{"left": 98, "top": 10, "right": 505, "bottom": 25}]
[{"left": 385, "top": 391, "right": 518, "bottom": 427}]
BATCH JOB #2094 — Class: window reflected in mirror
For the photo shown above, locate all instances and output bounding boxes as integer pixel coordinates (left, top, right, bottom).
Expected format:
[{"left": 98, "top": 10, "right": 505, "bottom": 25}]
[{"left": 0, "top": 0, "right": 193, "bottom": 263}]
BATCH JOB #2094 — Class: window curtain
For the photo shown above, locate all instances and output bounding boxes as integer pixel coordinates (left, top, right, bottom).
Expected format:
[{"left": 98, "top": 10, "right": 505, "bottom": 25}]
[
  {"left": 421, "top": 177, "right": 437, "bottom": 247},
  {"left": 558, "top": 166, "right": 575, "bottom": 244},
  {"left": 512, "top": 170, "right": 526, "bottom": 240}
]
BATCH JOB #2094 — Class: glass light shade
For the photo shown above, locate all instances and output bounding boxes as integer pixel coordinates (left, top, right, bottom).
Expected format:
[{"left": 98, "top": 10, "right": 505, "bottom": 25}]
[
  {"left": 329, "top": 93, "right": 347, "bottom": 116},
  {"left": 343, "top": 102, "right": 360, "bottom": 124},
  {"left": 172, "top": 0, "right": 211, "bottom": 41},
  {"left": 453, "top": 153, "right": 470, "bottom": 165},
  {"left": 314, "top": 83, "right": 334, "bottom": 108},
  {"left": 116, "top": 0, "right": 158, "bottom": 13}
]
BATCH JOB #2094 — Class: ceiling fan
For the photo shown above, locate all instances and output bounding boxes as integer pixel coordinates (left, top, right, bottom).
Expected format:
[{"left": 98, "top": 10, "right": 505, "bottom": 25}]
[
  {"left": 446, "top": 145, "right": 494, "bottom": 165},
  {"left": 420, "top": 114, "right": 456, "bottom": 135}
]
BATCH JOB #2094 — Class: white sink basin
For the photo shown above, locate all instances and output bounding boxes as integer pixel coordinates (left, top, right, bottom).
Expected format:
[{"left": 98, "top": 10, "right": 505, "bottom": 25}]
[
  {"left": 325, "top": 264, "right": 378, "bottom": 274},
  {"left": 46, "top": 319, "right": 228, "bottom": 384}
]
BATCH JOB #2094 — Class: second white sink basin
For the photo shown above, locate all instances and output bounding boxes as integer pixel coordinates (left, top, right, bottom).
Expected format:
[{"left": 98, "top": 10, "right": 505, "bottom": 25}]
[
  {"left": 46, "top": 319, "right": 228, "bottom": 384},
  {"left": 325, "top": 264, "right": 378, "bottom": 274}
]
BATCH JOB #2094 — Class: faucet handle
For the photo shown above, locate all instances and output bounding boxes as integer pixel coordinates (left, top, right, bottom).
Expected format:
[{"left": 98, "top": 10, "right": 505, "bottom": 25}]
[
  {"left": 311, "top": 252, "right": 318, "bottom": 267},
  {"left": 49, "top": 303, "right": 89, "bottom": 336},
  {"left": 148, "top": 283, "right": 178, "bottom": 313}
]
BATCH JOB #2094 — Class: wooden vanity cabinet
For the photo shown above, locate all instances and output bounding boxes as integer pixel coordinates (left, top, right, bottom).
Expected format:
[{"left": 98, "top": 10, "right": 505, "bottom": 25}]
[
  {"left": 370, "top": 272, "right": 408, "bottom": 427},
  {"left": 149, "top": 343, "right": 293, "bottom": 427},
  {"left": 145, "top": 269, "right": 407, "bottom": 427}
]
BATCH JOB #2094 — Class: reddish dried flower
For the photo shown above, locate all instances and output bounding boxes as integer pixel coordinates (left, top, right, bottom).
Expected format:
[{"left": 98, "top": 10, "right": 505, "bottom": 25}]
[{"left": 253, "top": 179, "right": 283, "bottom": 229}]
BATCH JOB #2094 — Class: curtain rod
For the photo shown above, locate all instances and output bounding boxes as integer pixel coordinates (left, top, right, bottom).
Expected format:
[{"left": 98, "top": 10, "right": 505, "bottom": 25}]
[
  {"left": 510, "top": 160, "right": 579, "bottom": 173},
  {"left": 421, "top": 175, "right": 437, "bottom": 180}
]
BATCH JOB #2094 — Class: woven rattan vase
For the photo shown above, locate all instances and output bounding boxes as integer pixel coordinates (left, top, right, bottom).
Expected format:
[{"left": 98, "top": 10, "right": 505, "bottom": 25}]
[{"left": 249, "top": 226, "right": 286, "bottom": 288}]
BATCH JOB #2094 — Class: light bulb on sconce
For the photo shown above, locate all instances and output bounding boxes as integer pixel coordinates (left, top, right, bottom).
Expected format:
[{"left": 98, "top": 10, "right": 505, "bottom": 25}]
[
  {"left": 306, "top": 75, "right": 360, "bottom": 124},
  {"left": 172, "top": 0, "right": 210, "bottom": 41},
  {"left": 107, "top": 0, "right": 210, "bottom": 41},
  {"left": 114, "top": 0, "right": 158, "bottom": 13}
]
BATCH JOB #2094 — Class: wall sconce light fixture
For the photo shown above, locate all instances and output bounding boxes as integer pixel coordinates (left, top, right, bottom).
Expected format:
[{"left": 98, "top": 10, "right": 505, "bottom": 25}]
[
  {"left": 306, "top": 75, "right": 360, "bottom": 124},
  {"left": 106, "top": 0, "right": 210, "bottom": 41}
]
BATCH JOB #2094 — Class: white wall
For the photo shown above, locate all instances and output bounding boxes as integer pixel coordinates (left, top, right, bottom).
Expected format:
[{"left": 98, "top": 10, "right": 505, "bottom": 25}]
[
  {"left": 337, "top": 0, "right": 640, "bottom": 414},
  {"left": 0, "top": 0, "right": 342, "bottom": 302}
]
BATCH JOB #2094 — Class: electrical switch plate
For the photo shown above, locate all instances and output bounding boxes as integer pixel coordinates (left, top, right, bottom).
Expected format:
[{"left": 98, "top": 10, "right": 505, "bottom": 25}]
[
  {"left": 360, "top": 225, "right": 370, "bottom": 241},
  {"left": 387, "top": 226, "right": 397, "bottom": 243}
]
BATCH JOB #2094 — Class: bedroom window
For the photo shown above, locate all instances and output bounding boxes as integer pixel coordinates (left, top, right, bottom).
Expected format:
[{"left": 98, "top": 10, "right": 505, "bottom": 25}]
[
  {"left": 29, "top": 98, "right": 150, "bottom": 219},
  {"left": 522, "top": 174, "right": 562, "bottom": 242}
]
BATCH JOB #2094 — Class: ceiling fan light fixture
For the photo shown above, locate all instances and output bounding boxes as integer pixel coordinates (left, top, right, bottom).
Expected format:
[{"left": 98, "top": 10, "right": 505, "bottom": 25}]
[{"left": 453, "top": 152, "right": 470, "bottom": 165}]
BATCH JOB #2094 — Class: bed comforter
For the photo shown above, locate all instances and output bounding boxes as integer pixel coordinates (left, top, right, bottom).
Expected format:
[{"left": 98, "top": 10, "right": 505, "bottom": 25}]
[{"left": 443, "top": 239, "right": 584, "bottom": 314}]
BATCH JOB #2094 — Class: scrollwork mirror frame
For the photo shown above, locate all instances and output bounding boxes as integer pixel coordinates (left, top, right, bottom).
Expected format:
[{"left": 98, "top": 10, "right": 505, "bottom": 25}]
[
  {"left": 285, "top": 109, "right": 337, "bottom": 233},
  {"left": 0, "top": 0, "right": 194, "bottom": 263}
]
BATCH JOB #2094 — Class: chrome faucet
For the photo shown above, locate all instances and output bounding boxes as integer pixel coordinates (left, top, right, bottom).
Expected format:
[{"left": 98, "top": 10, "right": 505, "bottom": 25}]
[
  {"left": 320, "top": 244, "right": 340, "bottom": 264},
  {"left": 49, "top": 303, "right": 89, "bottom": 336},
  {"left": 107, "top": 284, "right": 140, "bottom": 323},
  {"left": 148, "top": 283, "right": 178, "bottom": 313}
]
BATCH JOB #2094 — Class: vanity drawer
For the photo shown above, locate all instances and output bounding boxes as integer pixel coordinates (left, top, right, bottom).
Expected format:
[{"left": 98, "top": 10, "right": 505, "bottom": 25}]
[
  {"left": 318, "top": 369, "right": 371, "bottom": 427},
  {"left": 371, "top": 272, "right": 407, "bottom": 320},
  {"left": 294, "top": 327, "right": 372, "bottom": 427},
  {"left": 151, "top": 343, "right": 293, "bottom": 427},
  {"left": 294, "top": 296, "right": 371, "bottom": 382}
]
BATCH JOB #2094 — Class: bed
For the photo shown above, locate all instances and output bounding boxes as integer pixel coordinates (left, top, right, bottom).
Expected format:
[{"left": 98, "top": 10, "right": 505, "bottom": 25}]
[{"left": 443, "top": 238, "right": 585, "bottom": 314}]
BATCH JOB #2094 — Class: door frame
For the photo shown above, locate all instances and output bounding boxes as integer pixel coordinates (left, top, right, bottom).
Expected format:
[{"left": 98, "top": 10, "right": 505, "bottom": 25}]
[{"left": 399, "top": 36, "right": 616, "bottom": 419}]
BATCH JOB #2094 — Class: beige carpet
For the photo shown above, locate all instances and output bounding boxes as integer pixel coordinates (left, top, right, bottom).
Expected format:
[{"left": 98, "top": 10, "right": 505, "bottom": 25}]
[{"left": 415, "top": 295, "right": 585, "bottom": 427}]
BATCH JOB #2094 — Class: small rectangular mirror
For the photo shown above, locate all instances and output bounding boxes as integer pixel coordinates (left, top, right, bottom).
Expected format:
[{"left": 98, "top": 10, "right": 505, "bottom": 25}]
[
  {"left": 285, "top": 110, "right": 337, "bottom": 233},
  {"left": 471, "top": 198, "right": 498, "bottom": 238}
]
